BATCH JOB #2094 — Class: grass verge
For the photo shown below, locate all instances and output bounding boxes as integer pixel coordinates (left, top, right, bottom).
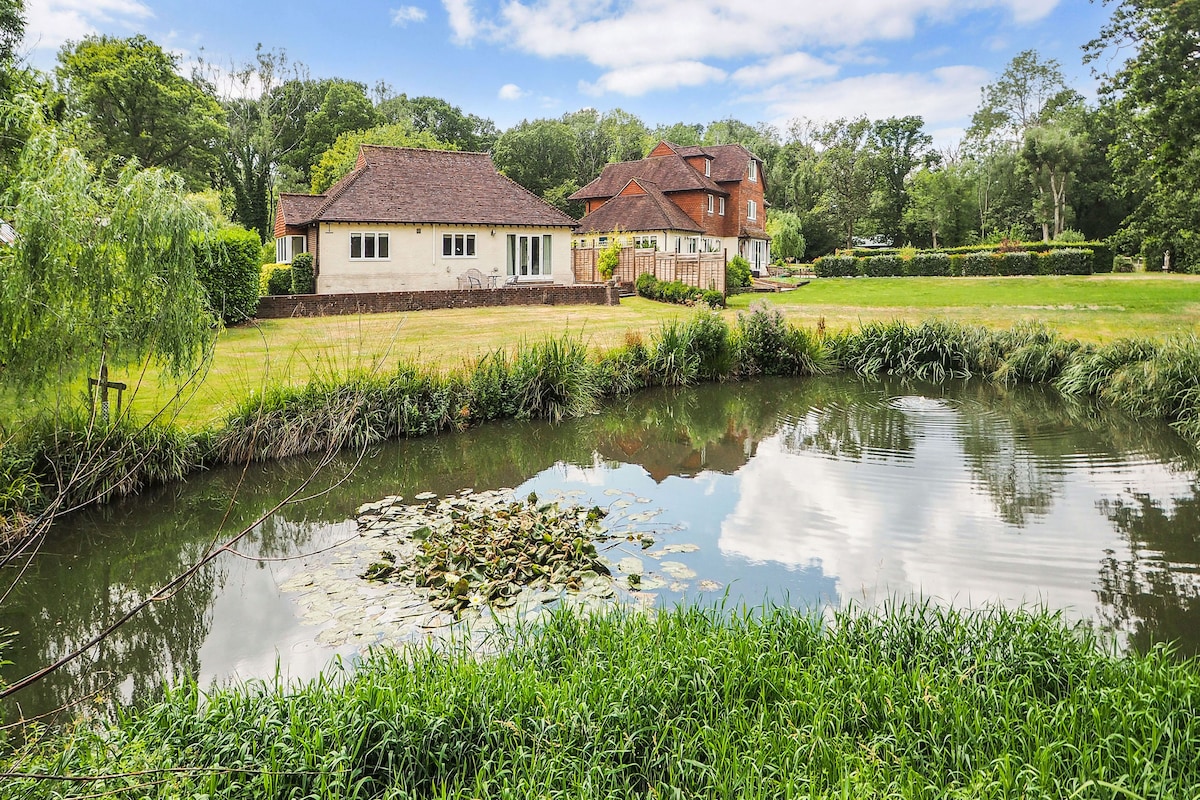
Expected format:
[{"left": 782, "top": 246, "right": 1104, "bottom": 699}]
[{"left": 2, "top": 602, "right": 1198, "bottom": 798}]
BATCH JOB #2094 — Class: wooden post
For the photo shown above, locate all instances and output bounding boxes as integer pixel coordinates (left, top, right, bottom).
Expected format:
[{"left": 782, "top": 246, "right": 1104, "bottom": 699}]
[{"left": 89, "top": 365, "right": 127, "bottom": 425}]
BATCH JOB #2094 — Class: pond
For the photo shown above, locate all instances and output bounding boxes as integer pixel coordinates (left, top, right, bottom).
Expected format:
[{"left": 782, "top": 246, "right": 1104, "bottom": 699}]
[{"left": 3, "top": 376, "right": 1200, "bottom": 723}]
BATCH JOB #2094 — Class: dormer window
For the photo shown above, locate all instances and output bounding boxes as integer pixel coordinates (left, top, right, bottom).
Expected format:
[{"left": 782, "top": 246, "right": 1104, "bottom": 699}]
[
  {"left": 704, "top": 159, "right": 711, "bottom": 177},
  {"left": 748, "top": 159, "right": 758, "bottom": 182}
]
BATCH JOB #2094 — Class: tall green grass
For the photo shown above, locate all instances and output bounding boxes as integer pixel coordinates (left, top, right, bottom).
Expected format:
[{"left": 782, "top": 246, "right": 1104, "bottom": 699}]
[
  {"left": 4, "top": 603, "right": 1198, "bottom": 798},
  {"left": 5, "top": 308, "right": 1200, "bottom": 533}
]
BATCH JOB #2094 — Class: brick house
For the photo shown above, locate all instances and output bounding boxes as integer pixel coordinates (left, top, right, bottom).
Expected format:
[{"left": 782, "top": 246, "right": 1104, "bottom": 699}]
[
  {"left": 275, "top": 146, "right": 578, "bottom": 293},
  {"left": 571, "top": 141, "right": 771, "bottom": 272}
]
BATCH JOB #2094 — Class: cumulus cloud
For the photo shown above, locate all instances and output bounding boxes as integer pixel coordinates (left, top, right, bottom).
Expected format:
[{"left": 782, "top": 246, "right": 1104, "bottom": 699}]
[
  {"left": 732, "top": 52, "right": 840, "bottom": 85},
  {"left": 757, "top": 65, "right": 992, "bottom": 145},
  {"left": 442, "top": 0, "right": 480, "bottom": 43},
  {"left": 24, "top": 0, "right": 154, "bottom": 54},
  {"left": 390, "top": 6, "right": 428, "bottom": 26},
  {"left": 580, "top": 61, "right": 727, "bottom": 97},
  {"left": 497, "top": 83, "right": 527, "bottom": 100},
  {"left": 459, "top": 0, "right": 1057, "bottom": 94}
]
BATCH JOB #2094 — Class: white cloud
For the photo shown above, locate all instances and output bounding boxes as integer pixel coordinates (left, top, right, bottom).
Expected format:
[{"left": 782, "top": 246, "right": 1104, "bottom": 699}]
[
  {"left": 732, "top": 52, "right": 840, "bottom": 85},
  {"left": 757, "top": 65, "right": 991, "bottom": 147},
  {"left": 24, "top": 0, "right": 154, "bottom": 54},
  {"left": 580, "top": 61, "right": 727, "bottom": 97},
  {"left": 498, "top": 82, "right": 527, "bottom": 100},
  {"left": 390, "top": 6, "right": 428, "bottom": 26},
  {"left": 460, "top": 0, "right": 1057, "bottom": 94},
  {"left": 441, "top": 0, "right": 480, "bottom": 43}
]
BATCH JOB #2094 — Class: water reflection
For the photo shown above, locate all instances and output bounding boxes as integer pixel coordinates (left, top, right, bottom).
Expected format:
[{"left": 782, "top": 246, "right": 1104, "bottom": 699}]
[{"left": 4, "top": 376, "right": 1200, "bottom": 725}]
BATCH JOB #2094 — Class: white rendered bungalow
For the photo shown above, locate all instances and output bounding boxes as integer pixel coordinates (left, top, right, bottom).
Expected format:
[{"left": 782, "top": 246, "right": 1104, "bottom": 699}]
[{"left": 274, "top": 146, "right": 578, "bottom": 293}]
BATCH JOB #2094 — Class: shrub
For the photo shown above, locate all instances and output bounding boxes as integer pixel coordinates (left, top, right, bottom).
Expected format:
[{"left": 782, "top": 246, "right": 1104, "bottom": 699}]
[
  {"left": 194, "top": 227, "right": 262, "bottom": 324},
  {"left": 1089, "top": 243, "right": 1115, "bottom": 273},
  {"left": 595, "top": 332, "right": 650, "bottom": 396},
  {"left": 861, "top": 254, "right": 904, "bottom": 277},
  {"left": 597, "top": 238, "right": 621, "bottom": 280},
  {"left": 726, "top": 255, "right": 752, "bottom": 289},
  {"left": 997, "top": 251, "right": 1035, "bottom": 276},
  {"left": 1054, "top": 229, "right": 1086, "bottom": 243},
  {"left": 905, "top": 252, "right": 951, "bottom": 277},
  {"left": 290, "top": 252, "right": 315, "bottom": 294},
  {"left": 635, "top": 273, "right": 718, "bottom": 307},
  {"left": 266, "top": 266, "right": 292, "bottom": 296},
  {"left": 1044, "top": 248, "right": 1093, "bottom": 275},
  {"left": 1114, "top": 256, "right": 1137, "bottom": 273},
  {"left": 733, "top": 302, "right": 830, "bottom": 377},
  {"left": 813, "top": 255, "right": 859, "bottom": 278},
  {"left": 962, "top": 251, "right": 999, "bottom": 276},
  {"left": 948, "top": 254, "right": 966, "bottom": 276}
]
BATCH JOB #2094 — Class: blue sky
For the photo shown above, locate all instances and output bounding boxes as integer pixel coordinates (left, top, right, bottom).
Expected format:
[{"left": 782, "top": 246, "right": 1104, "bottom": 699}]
[{"left": 22, "top": 0, "right": 1112, "bottom": 147}]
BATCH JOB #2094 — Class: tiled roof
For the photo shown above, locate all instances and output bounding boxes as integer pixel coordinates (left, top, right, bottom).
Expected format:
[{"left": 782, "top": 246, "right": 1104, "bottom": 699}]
[
  {"left": 286, "top": 146, "right": 576, "bottom": 228},
  {"left": 278, "top": 193, "right": 326, "bottom": 226},
  {"left": 670, "top": 142, "right": 762, "bottom": 184},
  {"left": 575, "top": 179, "right": 704, "bottom": 234},
  {"left": 570, "top": 150, "right": 725, "bottom": 201}
]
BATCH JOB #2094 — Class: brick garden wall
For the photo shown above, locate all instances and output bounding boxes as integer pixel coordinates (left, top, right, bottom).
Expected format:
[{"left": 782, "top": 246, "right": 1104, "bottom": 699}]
[{"left": 255, "top": 284, "right": 620, "bottom": 319}]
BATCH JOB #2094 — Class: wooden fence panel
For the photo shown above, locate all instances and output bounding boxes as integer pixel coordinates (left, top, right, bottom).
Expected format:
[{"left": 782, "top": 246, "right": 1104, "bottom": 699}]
[{"left": 573, "top": 247, "right": 727, "bottom": 293}]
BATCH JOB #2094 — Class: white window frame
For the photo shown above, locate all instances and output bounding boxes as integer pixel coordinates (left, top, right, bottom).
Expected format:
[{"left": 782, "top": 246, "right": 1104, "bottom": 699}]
[
  {"left": 704, "top": 159, "right": 711, "bottom": 177},
  {"left": 507, "top": 233, "right": 553, "bottom": 277},
  {"left": 719, "top": 197, "right": 725, "bottom": 216},
  {"left": 707, "top": 194, "right": 714, "bottom": 214},
  {"left": 701, "top": 237, "right": 721, "bottom": 253},
  {"left": 275, "top": 234, "right": 306, "bottom": 264},
  {"left": 748, "top": 200, "right": 758, "bottom": 221},
  {"left": 442, "top": 233, "right": 476, "bottom": 258},
  {"left": 684, "top": 236, "right": 699, "bottom": 254},
  {"left": 350, "top": 231, "right": 390, "bottom": 261},
  {"left": 748, "top": 159, "right": 758, "bottom": 182},
  {"left": 633, "top": 235, "right": 658, "bottom": 250}
]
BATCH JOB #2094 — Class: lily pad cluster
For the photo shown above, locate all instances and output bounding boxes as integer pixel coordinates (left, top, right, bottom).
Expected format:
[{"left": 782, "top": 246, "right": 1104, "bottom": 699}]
[{"left": 362, "top": 492, "right": 612, "bottom": 616}]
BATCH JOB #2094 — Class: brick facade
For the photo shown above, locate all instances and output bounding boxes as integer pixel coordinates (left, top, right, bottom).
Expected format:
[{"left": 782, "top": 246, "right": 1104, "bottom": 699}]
[{"left": 255, "top": 284, "right": 619, "bottom": 319}]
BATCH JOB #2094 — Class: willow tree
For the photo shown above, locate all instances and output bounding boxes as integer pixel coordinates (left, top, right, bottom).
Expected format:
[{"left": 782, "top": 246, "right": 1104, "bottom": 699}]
[{"left": 0, "top": 110, "right": 216, "bottom": 410}]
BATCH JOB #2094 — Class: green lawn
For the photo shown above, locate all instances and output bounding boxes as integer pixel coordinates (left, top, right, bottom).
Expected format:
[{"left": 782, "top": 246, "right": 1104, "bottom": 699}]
[
  {"left": 59, "top": 274, "right": 1200, "bottom": 428},
  {"left": 730, "top": 273, "right": 1200, "bottom": 341}
]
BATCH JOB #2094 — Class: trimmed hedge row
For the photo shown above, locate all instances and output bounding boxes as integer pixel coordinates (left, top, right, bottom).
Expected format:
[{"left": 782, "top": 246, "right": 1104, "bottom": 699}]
[
  {"left": 816, "top": 248, "right": 1103, "bottom": 278},
  {"left": 194, "top": 227, "right": 262, "bottom": 324},
  {"left": 840, "top": 241, "right": 1114, "bottom": 275}
]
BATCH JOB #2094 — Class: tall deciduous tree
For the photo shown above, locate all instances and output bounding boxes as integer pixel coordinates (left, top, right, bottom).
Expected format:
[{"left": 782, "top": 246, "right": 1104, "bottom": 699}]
[
  {"left": 1086, "top": 0, "right": 1200, "bottom": 271},
  {"left": 967, "top": 49, "right": 1078, "bottom": 147},
  {"left": 492, "top": 118, "right": 578, "bottom": 199},
  {"left": 199, "top": 47, "right": 308, "bottom": 241},
  {"left": 376, "top": 93, "right": 498, "bottom": 152},
  {"left": 55, "top": 35, "right": 227, "bottom": 189},
  {"left": 0, "top": 0, "right": 24, "bottom": 65},
  {"left": 1022, "top": 123, "right": 1083, "bottom": 241},
  {"left": 0, "top": 116, "right": 215, "bottom": 394},
  {"left": 816, "top": 117, "right": 876, "bottom": 249},
  {"left": 310, "top": 122, "right": 455, "bottom": 193},
  {"left": 869, "top": 115, "right": 933, "bottom": 243}
]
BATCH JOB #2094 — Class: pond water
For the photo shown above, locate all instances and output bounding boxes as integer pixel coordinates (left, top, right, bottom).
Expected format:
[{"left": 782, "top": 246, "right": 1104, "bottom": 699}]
[{"left": 3, "top": 376, "right": 1200, "bottom": 723}]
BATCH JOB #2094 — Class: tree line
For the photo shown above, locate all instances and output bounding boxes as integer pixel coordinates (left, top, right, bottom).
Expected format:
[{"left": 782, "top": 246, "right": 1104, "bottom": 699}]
[{"left": 0, "top": 0, "right": 1195, "bottom": 271}]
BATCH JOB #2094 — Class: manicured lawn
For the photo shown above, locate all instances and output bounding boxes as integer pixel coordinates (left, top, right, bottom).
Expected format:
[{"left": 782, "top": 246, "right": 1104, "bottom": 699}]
[
  {"left": 65, "top": 274, "right": 1200, "bottom": 428},
  {"left": 732, "top": 273, "right": 1200, "bottom": 341}
]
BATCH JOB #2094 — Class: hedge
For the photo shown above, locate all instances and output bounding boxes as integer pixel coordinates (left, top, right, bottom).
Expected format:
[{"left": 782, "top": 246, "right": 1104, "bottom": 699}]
[
  {"left": 290, "top": 252, "right": 315, "bottom": 294},
  {"left": 194, "top": 227, "right": 262, "bottom": 324},
  {"left": 813, "top": 254, "right": 859, "bottom": 277},
  {"left": 844, "top": 241, "right": 1113, "bottom": 274},
  {"left": 1043, "top": 248, "right": 1093, "bottom": 275},
  {"left": 862, "top": 254, "right": 904, "bottom": 277},
  {"left": 905, "top": 252, "right": 951, "bottom": 277},
  {"left": 265, "top": 266, "right": 292, "bottom": 296},
  {"left": 997, "top": 251, "right": 1036, "bottom": 276},
  {"left": 962, "top": 251, "right": 999, "bottom": 276}
]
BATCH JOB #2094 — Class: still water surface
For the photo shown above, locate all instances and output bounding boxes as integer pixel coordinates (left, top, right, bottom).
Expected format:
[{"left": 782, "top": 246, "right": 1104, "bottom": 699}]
[{"left": 4, "top": 377, "right": 1200, "bottom": 721}]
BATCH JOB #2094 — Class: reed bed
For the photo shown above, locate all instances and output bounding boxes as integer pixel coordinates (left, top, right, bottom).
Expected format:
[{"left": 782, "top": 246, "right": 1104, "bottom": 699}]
[
  {"left": 3, "top": 602, "right": 1198, "bottom": 798},
  {"left": 4, "top": 308, "right": 1200, "bottom": 530}
]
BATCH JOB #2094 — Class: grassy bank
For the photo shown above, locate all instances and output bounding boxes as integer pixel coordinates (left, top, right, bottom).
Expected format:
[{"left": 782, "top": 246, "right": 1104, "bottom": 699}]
[
  {"left": 79, "top": 274, "right": 1200, "bottom": 428},
  {"left": 3, "top": 602, "right": 1198, "bottom": 798},
  {"left": 4, "top": 309, "right": 1200, "bottom": 547}
]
